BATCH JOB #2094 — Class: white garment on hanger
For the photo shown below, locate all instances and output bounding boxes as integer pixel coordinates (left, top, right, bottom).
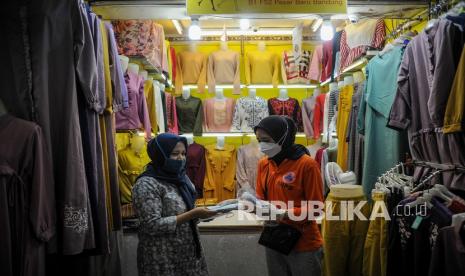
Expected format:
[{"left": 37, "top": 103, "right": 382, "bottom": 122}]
[
  {"left": 307, "top": 139, "right": 322, "bottom": 158},
  {"left": 345, "top": 19, "right": 379, "bottom": 48},
  {"left": 153, "top": 83, "right": 165, "bottom": 133}
]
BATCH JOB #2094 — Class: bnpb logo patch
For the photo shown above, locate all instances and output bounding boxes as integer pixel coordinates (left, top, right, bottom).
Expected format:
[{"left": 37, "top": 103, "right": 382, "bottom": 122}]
[{"left": 282, "top": 172, "right": 296, "bottom": 184}]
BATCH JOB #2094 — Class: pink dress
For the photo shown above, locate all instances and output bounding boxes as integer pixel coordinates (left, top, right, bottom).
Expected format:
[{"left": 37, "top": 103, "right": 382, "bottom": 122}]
[{"left": 203, "top": 98, "right": 236, "bottom": 132}]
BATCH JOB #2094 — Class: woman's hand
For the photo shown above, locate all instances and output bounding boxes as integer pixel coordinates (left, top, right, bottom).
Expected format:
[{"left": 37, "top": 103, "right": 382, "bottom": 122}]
[
  {"left": 191, "top": 207, "right": 218, "bottom": 219},
  {"left": 176, "top": 207, "right": 218, "bottom": 225}
]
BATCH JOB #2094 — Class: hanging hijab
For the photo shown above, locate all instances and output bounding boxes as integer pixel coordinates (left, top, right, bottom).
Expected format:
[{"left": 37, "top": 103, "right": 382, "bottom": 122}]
[
  {"left": 254, "top": 115, "right": 309, "bottom": 165},
  {"left": 138, "top": 133, "right": 202, "bottom": 257}
]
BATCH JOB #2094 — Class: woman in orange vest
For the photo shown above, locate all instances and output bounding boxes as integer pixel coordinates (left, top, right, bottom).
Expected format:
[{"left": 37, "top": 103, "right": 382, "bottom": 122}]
[{"left": 254, "top": 115, "right": 324, "bottom": 276}]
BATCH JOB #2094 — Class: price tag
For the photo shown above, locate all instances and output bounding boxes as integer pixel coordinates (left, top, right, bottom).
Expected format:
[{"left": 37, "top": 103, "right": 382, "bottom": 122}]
[{"left": 411, "top": 216, "right": 423, "bottom": 230}]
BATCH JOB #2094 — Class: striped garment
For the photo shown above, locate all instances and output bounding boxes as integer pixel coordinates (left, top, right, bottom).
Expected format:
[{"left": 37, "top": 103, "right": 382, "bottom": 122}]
[
  {"left": 339, "top": 19, "right": 386, "bottom": 72},
  {"left": 282, "top": 50, "right": 312, "bottom": 84},
  {"left": 328, "top": 88, "right": 340, "bottom": 126}
]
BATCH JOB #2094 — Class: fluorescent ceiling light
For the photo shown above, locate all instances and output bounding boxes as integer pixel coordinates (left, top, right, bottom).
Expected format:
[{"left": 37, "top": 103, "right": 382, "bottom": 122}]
[
  {"left": 183, "top": 84, "right": 245, "bottom": 89},
  {"left": 200, "top": 28, "right": 293, "bottom": 36},
  {"left": 278, "top": 84, "right": 317, "bottom": 89},
  {"left": 172, "top": 19, "right": 183, "bottom": 35},
  {"left": 183, "top": 85, "right": 197, "bottom": 89},
  {"left": 247, "top": 84, "right": 317, "bottom": 89},
  {"left": 320, "top": 21, "right": 334, "bottom": 41},
  {"left": 312, "top": 18, "right": 323, "bottom": 32},
  {"left": 188, "top": 20, "right": 201, "bottom": 40},
  {"left": 202, "top": 133, "right": 243, "bottom": 137},
  {"left": 240, "top": 18, "right": 250, "bottom": 30},
  {"left": 247, "top": 84, "right": 274, "bottom": 89},
  {"left": 215, "top": 84, "right": 246, "bottom": 89}
]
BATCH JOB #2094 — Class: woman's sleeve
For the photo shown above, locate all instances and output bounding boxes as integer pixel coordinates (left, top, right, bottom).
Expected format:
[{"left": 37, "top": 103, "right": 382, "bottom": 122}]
[
  {"left": 132, "top": 178, "right": 177, "bottom": 235},
  {"left": 255, "top": 161, "right": 265, "bottom": 200}
]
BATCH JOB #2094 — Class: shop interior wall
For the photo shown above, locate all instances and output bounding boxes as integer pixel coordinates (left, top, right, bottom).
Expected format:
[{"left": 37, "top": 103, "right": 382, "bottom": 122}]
[
  {"left": 116, "top": 17, "right": 429, "bottom": 151},
  {"left": 116, "top": 40, "right": 318, "bottom": 150}
]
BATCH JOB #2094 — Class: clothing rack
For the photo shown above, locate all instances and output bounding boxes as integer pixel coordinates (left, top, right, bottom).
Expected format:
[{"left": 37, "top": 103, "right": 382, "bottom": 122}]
[
  {"left": 410, "top": 160, "right": 465, "bottom": 192},
  {"left": 385, "top": 19, "right": 422, "bottom": 41},
  {"left": 374, "top": 162, "right": 413, "bottom": 192},
  {"left": 375, "top": 160, "right": 465, "bottom": 193},
  {"left": 429, "top": 0, "right": 455, "bottom": 19},
  {"left": 385, "top": 0, "right": 460, "bottom": 40},
  {"left": 412, "top": 160, "right": 465, "bottom": 172}
]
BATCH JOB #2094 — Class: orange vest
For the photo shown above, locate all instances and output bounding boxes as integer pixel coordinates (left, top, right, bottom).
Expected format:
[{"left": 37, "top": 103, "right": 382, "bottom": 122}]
[{"left": 256, "top": 154, "right": 324, "bottom": 252}]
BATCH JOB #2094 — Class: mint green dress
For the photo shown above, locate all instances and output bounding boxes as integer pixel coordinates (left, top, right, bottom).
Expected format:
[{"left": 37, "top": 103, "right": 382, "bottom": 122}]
[{"left": 358, "top": 46, "right": 410, "bottom": 199}]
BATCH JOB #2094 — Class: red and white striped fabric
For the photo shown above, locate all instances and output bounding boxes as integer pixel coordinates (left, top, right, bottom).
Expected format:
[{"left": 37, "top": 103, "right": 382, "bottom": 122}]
[
  {"left": 282, "top": 50, "right": 312, "bottom": 84},
  {"left": 339, "top": 19, "right": 386, "bottom": 72}
]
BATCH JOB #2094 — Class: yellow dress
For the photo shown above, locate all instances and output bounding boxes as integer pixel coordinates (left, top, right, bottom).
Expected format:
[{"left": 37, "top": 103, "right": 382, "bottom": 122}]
[
  {"left": 118, "top": 147, "right": 150, "bottom": 204},
  {"left": 144, "top": 79, "right": 158, "bottom": 134},
  {"left": 444, "top": 47, "right": 465, "bottom": 133},
  {"left": 245, "top": 51, "right": 279, "bottom": 87},
  {"left": 99, "top": 20, "right": 114, "bottom": 228},
  {"left": 203, "top": 144, "right": 237, "bottom": 203},
  {"left": 336, "top": 84, "right": 354, "bottom": 171}
]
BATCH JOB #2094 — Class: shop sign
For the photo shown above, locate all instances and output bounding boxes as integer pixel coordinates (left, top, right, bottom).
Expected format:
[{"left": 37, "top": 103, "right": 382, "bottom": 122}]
[{"left": 187, "top": 0, "right": 347, "bottom": 15}]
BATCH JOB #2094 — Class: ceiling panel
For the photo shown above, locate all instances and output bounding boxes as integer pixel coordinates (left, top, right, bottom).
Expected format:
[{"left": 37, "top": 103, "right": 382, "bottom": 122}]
[{"left": 91, "top": 0, "right": 429, "bottom": 37}]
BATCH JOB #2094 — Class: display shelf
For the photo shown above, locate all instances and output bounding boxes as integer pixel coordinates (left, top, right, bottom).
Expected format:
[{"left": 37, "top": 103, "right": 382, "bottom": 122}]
[
  {"left": 278, "top": 84, "right": 317, "bottom": 89},
  {"left": 181, "top": 132, "right": 308, "bottom": 137},
  {"left": 182, "top": 84, "right": 316, "bottom": 89},
  {"left": 247, "top": 84, "right": 317, "bottom": 89},
  {"left": 182, "top": 84, "right": 246, "bottom": 89},
  {"left": 320, "top": 57, "right": 371, "bottom": 86},
  {"left": 198, "top": 211, "right": 322, "bottom": 232},
  {"left": 128, "top": 55, "right": 165, "bottom": 77},
  {"left": 117, "top": 131, "right": 309, "bottom": 139},
  {"left": 198, "top": 210, "right": 330, "bottom": 232}
]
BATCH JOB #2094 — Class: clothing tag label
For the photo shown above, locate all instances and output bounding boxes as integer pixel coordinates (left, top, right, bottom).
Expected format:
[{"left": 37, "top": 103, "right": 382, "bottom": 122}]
[{"left": 411, "top": 216, "right": 423, "bottom": 230}]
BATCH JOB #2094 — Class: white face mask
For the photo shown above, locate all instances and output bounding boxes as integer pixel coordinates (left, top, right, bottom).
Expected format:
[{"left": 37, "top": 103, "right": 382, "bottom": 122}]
[
  {"left": 259, "top": 142, "right": 282, "bottom": 158},
  {"left": 258, "top": 117, "right": 290, "bottom": 158}
]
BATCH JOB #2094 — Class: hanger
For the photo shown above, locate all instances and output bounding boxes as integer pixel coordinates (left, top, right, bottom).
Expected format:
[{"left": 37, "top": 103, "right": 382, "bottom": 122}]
[
  {"left": 412, "top": 169, "right": 444, "bottom": 193},
  {"left": 446, "top": 1, "right": 465, "bottom": 16},
  {"left": 452, "top": 213, "right": 465, "bottom": 227},
  {"left": 426, "top": 1, "right": 445, "bottom": 30},
  {"left": 406, "top": 192, "right": 433, "bottom": 208},
  {"left": 433, "top": 184, "right": 456, "bottom": 199},
  {"left": 372, "top": 182, "right": 389, "bottom": 198},
  {"left": 374, "top": 163, "right": 405, "bottom": 193},
  {"left": 428, "top": 187, "right": 453, "bottom": 203},
  {"left": 395, "top": 163, "right": 414, "bottom": 186}
]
